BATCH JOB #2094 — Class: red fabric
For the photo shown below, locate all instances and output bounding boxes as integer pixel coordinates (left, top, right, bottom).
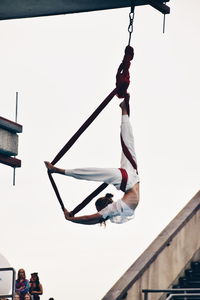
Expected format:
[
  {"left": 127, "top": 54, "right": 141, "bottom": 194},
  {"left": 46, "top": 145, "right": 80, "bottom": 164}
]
[
  {"left": 116, "top": 45, "right": 134, "bottom": 99},
  {"left": 119, "top": 168, "right": 128, "bottom": 192},
  {"left": 120, "top": 134, "right": 138, "bottom": 173}
]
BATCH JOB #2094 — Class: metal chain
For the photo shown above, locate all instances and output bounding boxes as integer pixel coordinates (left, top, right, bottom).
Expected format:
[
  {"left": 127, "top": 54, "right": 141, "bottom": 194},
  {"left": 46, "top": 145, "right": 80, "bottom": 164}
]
[{"left": 128, "top": 4, "right": 135, "bottom": 45}]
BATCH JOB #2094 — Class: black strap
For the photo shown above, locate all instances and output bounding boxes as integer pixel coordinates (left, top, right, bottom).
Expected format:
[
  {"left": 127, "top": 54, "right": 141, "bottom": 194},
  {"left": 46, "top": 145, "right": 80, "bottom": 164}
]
[
  {"left": 48, "top": 88, "right": 117, "bottom": 212},
  {"left": 70, "top": 182, "right": 108, "bottom": 216}
]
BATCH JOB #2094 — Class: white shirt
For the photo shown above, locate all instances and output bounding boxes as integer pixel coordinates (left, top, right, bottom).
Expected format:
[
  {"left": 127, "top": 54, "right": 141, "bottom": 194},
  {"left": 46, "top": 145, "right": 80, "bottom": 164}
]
[{"left": 99, "top": 199, "right": 135, "bottom": 224}]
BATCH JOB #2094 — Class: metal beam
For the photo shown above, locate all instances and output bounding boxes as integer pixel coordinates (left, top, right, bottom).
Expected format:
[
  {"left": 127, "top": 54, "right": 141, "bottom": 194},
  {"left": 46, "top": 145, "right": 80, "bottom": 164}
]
[
  {"left": 0, "top": 154, "right": 21, "bottom": 168},
  {"left": 0, "top": 0, "right": 170, "bottom": 21},
  {"left": 0, "top": 117, "right": 22, "bottom": 134},
  {"left": 148, "top": 0, "right": 170, "bottom": 14}
]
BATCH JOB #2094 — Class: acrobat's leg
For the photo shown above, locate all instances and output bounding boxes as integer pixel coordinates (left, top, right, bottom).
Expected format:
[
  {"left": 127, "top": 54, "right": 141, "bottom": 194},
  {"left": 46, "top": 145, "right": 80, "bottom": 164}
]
[
  {"left": 44, "top": 163, "right": 122, "bottom": 190},
  {"left": 64, "top": 167, "right": 121, "bottom": 189},
  {"left": 119, "top": 98, "right": 137, "bottom": 172}
]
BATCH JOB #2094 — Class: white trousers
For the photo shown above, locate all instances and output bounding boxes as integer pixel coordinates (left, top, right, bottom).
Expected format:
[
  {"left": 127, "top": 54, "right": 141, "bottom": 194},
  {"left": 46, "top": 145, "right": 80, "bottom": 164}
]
[{"left": 64, "top": 115, "right": 139, "bottom": 191}]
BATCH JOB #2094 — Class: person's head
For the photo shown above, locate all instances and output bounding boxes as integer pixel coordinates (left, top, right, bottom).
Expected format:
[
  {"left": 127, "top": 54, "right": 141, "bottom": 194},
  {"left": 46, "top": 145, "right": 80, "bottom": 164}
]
[
  {"left": 17, "top": 268, "right": 26, "bottom": 280},
  {"left": 24, "top": 294, "right": 31, "bottom": 300},
  {"left": 95, "top": 193, "right": 114, "bottom": 212},
  {"left": 30, "top": 272, "right": 39, "bottom": 284},
  {"left": 95, "top": 193, "right": 114, "bottom": 226},
  {"left": 49, "top": 298, "right": 54, "bottom": 300},
  {"left": 14, "top": 294, "right": 20, "bottom": 300}
]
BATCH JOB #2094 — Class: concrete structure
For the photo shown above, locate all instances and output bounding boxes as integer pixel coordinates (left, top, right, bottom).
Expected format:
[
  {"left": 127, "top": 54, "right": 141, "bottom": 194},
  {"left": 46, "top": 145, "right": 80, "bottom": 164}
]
[
  {"left": 0, "top": 116, "right": 22, "bottom": 168},
  {"left": 0, "top": 253, "right": 16, "bottom": 299},
  {"left": 102, "top": 191, "right": 200, "bottom": 300},
  {"left": 0, "top": 0, "right": 170, "bottom": 21}
]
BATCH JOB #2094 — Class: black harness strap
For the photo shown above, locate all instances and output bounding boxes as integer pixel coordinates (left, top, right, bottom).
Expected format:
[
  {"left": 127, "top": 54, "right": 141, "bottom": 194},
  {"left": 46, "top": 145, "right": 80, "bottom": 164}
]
[
  {"left": 70, "top": 182, "right": 108, "bottom": 216},
  {"left": 51, "top": 88, "right": 117, "bottom": 166},
  {"left": 48, "top": 171, "right": 65, "bottom": 211},
  {"left": 48, "top": 88, "right": 117, "bottom": 212}
]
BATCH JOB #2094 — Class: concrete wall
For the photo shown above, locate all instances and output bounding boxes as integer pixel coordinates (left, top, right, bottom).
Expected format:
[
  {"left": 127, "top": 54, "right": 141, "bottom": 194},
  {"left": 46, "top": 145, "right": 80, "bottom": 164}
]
[
  {"left": 102, "top": 191, "right": 200, "bottom": 300},
  {"left": 0, "top": 128, "right": 18, "bottom": 156}
]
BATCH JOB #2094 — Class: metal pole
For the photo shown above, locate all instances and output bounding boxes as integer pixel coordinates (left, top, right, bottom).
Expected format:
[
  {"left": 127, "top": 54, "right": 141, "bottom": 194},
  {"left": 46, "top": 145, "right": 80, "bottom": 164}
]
[
  {"left": 0, "top": 267, "right": 16, "bottom": 299},
  {"left": 13, "top": 91, "right": 18, "bottom": 186},
  {"left": 144, "top": 292, "right": 148, "bottom": 300},
  {"left": 11, "top": 268, "right": 16, "bottom": 300},
  {"left": 163, "top": 13, "right": 166, "bottom": 33},
  {"left": 15, "top": 91, "right": 18, "bottom": 123}
]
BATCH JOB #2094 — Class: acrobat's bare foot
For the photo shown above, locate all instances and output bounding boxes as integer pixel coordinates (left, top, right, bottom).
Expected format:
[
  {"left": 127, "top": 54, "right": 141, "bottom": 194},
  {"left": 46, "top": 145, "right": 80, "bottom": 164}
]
[
  {"left": 63, "top": 208, "right": 70, "bottom": 220},
  {"left": 120, "top": 93, "right": 130, "bottom": 108},
  {"left": 120, "top": 101, "right": 129, "bottom": 115},
  {"left": 44, "top": 161, "right": 55, "bottom": 173},
  {"left": 119, "top": 100, "right": 126, "bottom": 109},
  {"left": 120, "top": 93, "right": 130, "bottom": 115}
]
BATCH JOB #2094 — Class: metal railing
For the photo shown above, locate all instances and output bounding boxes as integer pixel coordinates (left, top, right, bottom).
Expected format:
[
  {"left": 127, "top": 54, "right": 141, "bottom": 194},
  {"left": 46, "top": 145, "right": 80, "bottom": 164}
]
[
  {"left": 142, "top": 288, "right": 200, "bottom": 300},
  {"left": 0, "top": 267, "right": 16, "bottom": 300},
  {"left": 166, "top": 294, "right": 200, "bottom": 300}
]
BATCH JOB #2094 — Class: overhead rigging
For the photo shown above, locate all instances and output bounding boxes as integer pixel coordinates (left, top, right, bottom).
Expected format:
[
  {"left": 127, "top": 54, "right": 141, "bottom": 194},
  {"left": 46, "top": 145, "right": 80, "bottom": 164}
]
[{"left": 46, "top": 1, "right": 170, "bottom": 215}]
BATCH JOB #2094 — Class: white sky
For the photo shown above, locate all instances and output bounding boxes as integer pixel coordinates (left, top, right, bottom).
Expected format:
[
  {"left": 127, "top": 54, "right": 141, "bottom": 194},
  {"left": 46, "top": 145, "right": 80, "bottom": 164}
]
[{"left": 0, "top": 0, "right": 200, "bottom": 299}]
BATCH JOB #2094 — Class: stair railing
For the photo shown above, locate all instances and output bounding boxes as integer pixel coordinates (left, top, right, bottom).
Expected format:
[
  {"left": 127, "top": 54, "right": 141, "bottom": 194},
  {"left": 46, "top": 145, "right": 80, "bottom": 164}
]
[{"left": 142, "top": 288, "right": 200, "bottom": 300}]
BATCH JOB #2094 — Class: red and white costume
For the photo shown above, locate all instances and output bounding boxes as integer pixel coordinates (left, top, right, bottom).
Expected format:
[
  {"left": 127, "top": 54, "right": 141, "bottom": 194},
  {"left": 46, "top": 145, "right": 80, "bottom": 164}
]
[{"left": 64, "top": 115, "right": 139, "bottom": 224}]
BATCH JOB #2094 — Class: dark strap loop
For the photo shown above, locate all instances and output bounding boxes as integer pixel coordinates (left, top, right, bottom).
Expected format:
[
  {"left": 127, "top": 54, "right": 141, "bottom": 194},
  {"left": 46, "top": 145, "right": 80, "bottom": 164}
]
[
  {"left": 48, "top": 88, "right": 117, "bottom": 213},
  {"left": 48, "top": 171, "right": 65, "bottom": 211},
  {"left": 47, "top": 46, "right": 134, "bottom": 214}
]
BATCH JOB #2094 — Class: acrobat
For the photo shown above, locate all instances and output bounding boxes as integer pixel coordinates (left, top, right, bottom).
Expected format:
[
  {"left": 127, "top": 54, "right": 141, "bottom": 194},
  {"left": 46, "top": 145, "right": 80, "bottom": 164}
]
[{"left": 44, "top": 98, "right": 139, "bottom": 225}]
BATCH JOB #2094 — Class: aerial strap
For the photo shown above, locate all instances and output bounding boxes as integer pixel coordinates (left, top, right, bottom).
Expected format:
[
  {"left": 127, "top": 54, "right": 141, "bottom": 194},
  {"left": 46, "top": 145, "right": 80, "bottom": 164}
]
[
  {"left": 70, "top": 182, "right": 109, "bottom": 216},
  {"left": 47, "top": 89, "right": 117, "bottom": 213},
  {"left": 50, "top": 88, "right": 117, "bottom": 166},
  {"left": 47, "top": 45, "right": 134, "bottom": 214}
]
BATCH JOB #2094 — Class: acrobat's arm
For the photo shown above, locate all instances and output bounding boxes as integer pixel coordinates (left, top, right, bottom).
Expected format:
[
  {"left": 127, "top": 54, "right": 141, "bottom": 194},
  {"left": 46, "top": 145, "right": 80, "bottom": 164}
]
[{"left": 64, "top": 209, "right": 105, "bottom": 225}]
